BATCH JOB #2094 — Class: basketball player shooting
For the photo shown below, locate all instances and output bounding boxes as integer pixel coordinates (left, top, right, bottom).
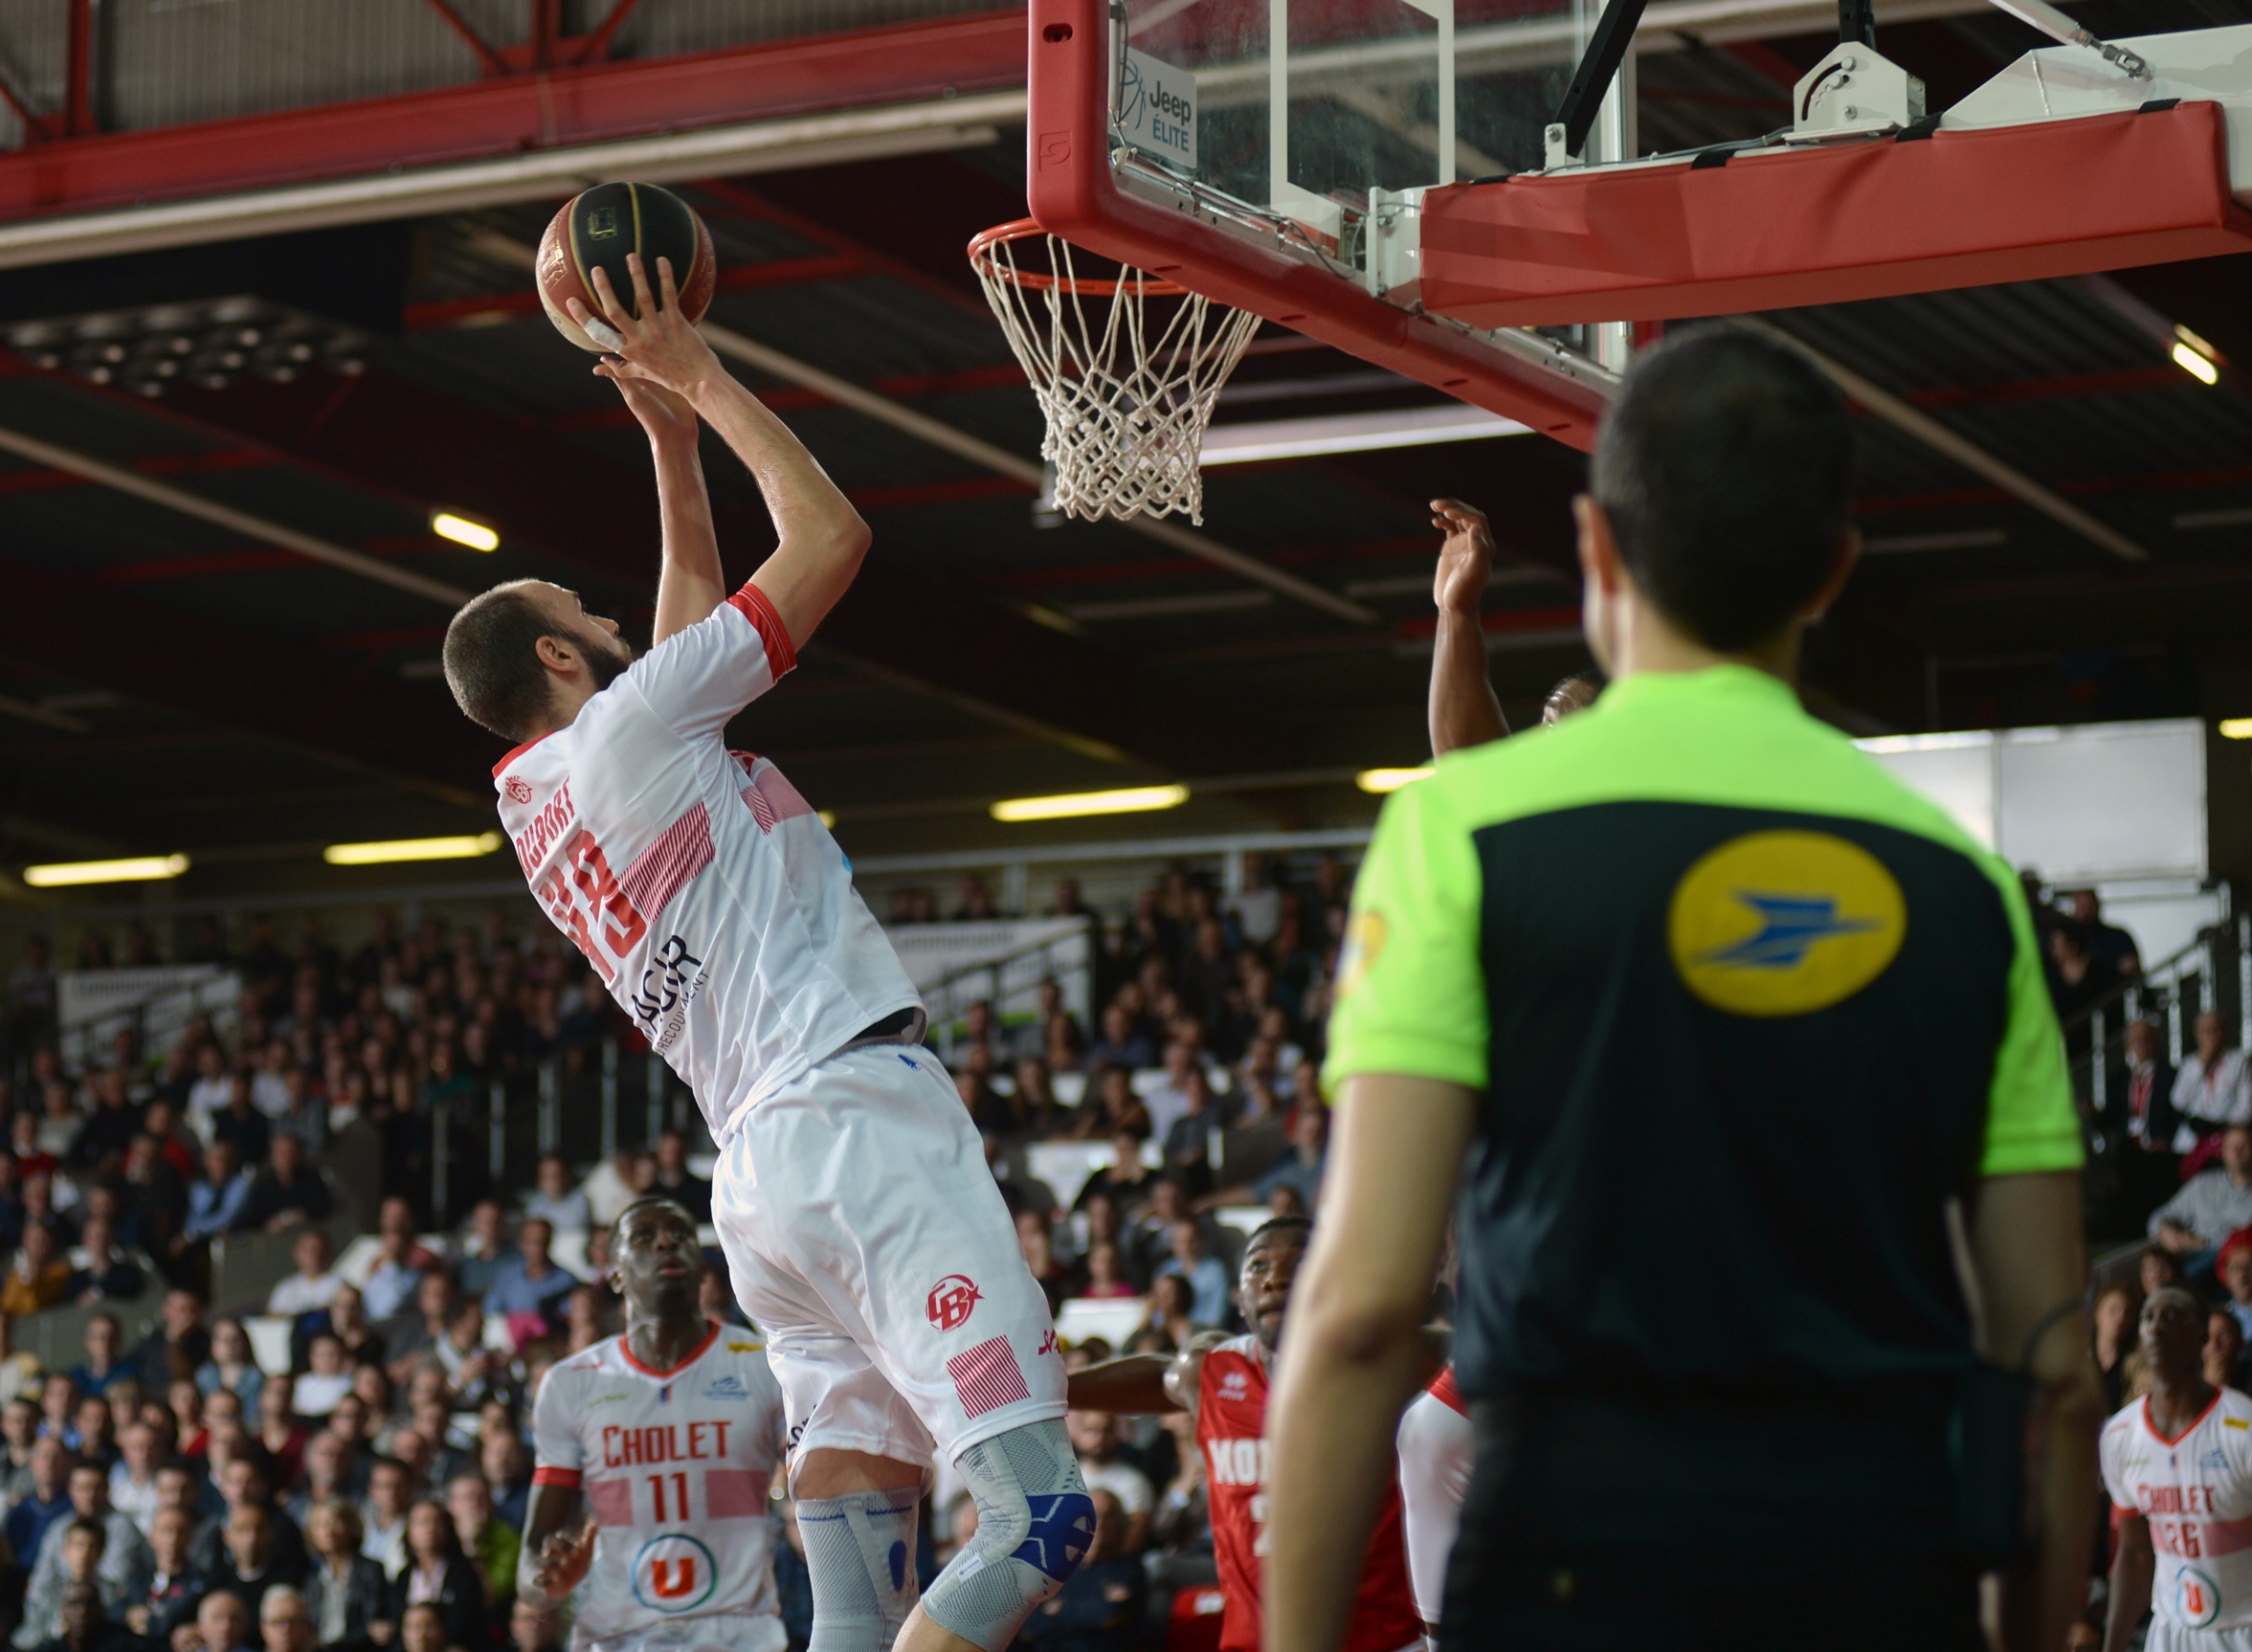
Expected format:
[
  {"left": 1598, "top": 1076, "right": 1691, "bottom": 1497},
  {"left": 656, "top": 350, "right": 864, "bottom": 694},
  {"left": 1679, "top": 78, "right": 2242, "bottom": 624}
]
[{"left": 440, "top": 251, "right": 1092, "bottom": 1652}]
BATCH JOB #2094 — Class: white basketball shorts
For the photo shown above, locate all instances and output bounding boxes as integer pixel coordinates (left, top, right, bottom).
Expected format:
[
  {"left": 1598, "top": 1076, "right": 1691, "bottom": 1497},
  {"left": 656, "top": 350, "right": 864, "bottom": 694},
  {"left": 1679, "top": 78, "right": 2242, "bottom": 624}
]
[
  {"left": 711, "top": 1040, "right": 1066, "bottom": 1474},
  {"left": 578, "top": 1611, "right": 787, "bottom": 1652}
]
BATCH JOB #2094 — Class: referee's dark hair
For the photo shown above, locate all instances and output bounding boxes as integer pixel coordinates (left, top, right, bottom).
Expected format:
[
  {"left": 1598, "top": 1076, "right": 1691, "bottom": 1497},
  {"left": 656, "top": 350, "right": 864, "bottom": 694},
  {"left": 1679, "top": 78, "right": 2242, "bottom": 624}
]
[
  {"left": 443, "top": 581, "right": 571, "bottom": 742},
  {"left": 1590, "top": 325, "right": 1854, "bottom": 652}
]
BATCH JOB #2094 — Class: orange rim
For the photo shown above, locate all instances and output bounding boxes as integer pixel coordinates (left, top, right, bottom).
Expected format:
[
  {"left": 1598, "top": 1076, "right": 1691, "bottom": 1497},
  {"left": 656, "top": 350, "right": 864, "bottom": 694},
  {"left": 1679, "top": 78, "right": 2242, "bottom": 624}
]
[{"left": 969, "top": 218, "right": 1189, "bottom": 297}]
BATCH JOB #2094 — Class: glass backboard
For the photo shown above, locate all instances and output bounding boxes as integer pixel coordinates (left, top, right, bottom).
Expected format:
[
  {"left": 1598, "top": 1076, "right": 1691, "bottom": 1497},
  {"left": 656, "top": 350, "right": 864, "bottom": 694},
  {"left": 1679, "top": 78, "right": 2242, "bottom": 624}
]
[{"left": 1024, "top": 0, "right": 1623, "bottom": 447}]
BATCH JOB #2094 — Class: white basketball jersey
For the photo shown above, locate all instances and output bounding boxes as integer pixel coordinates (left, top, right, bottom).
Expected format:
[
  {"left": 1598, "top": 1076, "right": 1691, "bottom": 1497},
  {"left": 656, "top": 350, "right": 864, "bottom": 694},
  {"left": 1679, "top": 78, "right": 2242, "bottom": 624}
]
[
  {"left": 493, "top": 583, "right": 921, "bottom": 1138},
  {"left": 532, "top": 1322, "right": 789, "bottom": 1644},
  {"left": 2101, "top": 1387, "right": 2252, "bottom": 1632}
]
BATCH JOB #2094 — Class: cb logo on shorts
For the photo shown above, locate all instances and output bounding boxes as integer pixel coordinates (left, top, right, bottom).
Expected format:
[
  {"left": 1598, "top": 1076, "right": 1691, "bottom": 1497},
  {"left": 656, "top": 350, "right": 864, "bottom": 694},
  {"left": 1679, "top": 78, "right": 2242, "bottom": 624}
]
[
  {"left": 632, "top": 1533, "right": 718, "bottom": 1614},
  {"left": 926, "top": 1274, "right": 982, "bottom": 1331}
]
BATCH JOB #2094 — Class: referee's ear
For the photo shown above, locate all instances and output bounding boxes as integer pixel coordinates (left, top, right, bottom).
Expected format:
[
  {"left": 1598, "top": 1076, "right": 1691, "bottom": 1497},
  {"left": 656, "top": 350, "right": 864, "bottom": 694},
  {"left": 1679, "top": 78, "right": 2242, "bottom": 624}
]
[
  {"left": 1799, "top": 528, "right": 1862, "bottom": 625},
  {"left": 1572, "top": 495, "right": 1628, "bottom": 670}
]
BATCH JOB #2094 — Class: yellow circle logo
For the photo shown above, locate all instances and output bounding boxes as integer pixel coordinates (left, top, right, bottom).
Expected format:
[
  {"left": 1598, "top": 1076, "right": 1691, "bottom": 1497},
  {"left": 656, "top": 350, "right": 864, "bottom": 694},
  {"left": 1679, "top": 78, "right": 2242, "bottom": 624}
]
[
  {"left": 1335, "top": 909, "right": 1387, "bottom": 1001},
  {"left": 1667, "top": 830, "right": 1906, "bottom": 1017}
]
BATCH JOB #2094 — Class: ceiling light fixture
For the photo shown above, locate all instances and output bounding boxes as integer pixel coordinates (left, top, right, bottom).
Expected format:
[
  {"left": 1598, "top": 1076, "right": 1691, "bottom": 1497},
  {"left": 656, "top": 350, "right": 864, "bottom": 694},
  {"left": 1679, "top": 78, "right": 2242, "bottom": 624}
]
[
  {"left": 2220, "top": 719, "right": 2252, "bottom": 741},
  {"left": 323, "top": 833, "right": 503, "bottom": 866},
  {"left": 1356, "top": 767, "right": 1433, "bottom": 793},
  {"left": 431, "top": 512, "right": 501, "bottom": 552},
  {"left": 23, "top": 853, "right": 190, "bottom": 887},
  {"left": 991, "top": 785, "right": 1190, "bottom": 823},
  {"left": 2173, "top": 340, "right": 2219, "bottom": 386}
]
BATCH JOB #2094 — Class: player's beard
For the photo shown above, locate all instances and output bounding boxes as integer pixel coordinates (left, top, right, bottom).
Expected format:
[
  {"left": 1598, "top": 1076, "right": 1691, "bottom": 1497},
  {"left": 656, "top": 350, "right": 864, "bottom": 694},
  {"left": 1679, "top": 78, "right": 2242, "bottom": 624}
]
[{"left": 585, "top": 634, "right": 633, "bottom": 690}]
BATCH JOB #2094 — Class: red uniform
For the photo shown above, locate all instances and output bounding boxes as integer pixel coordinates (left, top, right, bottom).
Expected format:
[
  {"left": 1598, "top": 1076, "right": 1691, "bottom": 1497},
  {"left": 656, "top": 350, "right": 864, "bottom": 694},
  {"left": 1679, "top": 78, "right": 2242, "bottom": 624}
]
[{"left": 1197, "top": 1334, "right": 1422, "bottom": 1652}]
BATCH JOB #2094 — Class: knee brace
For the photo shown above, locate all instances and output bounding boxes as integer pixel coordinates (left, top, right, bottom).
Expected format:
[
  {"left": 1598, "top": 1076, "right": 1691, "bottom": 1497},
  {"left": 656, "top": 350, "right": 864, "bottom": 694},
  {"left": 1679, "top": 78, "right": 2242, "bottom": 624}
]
[
  {"left": 922, "top": 1418, "right": 1095, "bottom": 1652},
  {"left": 795, "top": 1485, "right": 921, "bottom": 1652}
]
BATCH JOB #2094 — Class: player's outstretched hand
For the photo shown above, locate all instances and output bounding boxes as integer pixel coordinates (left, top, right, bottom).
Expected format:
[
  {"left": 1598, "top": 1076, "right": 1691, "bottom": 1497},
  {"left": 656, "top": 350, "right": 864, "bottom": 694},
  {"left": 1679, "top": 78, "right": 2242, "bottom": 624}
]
[
  {"left": 525, "top": 1516, "right": 598, "bottom": 1601},
  {"left": 569, "top": 251, "right": 721, "bottom": 403},
  {"left": 1431, "top": 497, "right": 1494, "bottom": 616}
]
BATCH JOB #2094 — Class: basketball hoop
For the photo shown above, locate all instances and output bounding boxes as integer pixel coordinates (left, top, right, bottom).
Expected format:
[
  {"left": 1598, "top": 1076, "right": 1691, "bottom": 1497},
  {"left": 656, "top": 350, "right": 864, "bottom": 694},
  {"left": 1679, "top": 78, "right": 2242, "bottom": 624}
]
[{"left": 970, "top": 218, "right": 1260, "bottom": 526}]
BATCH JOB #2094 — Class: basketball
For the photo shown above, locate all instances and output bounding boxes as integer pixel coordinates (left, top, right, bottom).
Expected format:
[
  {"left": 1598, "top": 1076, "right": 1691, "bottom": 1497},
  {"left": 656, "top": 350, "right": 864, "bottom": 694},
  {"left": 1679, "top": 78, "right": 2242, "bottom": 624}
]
[{"left": 535, "top": 181, "right": 718, "bottom": 351}]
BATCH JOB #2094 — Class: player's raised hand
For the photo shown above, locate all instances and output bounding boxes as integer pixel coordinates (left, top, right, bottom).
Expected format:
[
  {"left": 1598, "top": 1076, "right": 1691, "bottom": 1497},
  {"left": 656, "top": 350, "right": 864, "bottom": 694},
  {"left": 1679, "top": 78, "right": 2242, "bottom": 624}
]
[
  {"left": 526, "top": 1516, "right": 598, "bottom": 1600},
  {"left": 1431, "top": 498, "right": 1494, "bottom": 616},
  {"left": 569, "top": 251, "right": 722, "bottom": 402}
]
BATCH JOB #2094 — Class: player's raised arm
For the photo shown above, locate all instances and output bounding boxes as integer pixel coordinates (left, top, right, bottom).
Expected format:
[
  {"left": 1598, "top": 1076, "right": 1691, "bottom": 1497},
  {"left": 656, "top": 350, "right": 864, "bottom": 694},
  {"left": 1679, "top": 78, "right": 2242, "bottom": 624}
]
[
  {"left": 569, "top": 252, "right": 871, "bottom": 653},
  {"left": 605, "top": 372, "right": 724, "bottom": 646},
  {"left": 1428, "top": 498, "right": 1508, "bottom": 756}
]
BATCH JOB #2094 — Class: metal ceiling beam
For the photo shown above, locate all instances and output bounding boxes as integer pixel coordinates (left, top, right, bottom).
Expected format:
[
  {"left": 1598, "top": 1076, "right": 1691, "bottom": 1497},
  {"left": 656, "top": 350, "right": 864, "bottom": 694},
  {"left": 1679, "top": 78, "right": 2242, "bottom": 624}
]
[
  {"left": 0, "top": 12, "right": 1026, "bottom": 266},
  {"left": 1743, "top": 320, "right": 2152, "bottom": 564},
  {"left": 0, "top": 558, "right": 493, "bottom": 797},
  {"left": 163, "top": 368, "right": 1304, "bottom": 779},
  {"left": 0, "top": 420, "right": 475, "bottom": 605}
]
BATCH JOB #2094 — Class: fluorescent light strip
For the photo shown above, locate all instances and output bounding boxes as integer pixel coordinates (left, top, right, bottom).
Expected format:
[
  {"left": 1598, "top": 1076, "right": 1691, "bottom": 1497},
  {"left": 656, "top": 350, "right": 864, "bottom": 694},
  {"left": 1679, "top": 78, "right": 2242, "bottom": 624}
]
[
  {"left": 2174, "top": 341, "right": 2219, "bottom": 386},
  {"left": 431, "top": 512, "right": 500, "bottom": 552},
  {"left": 1201, "top": 404, "right": 1529, "bottom": 466},
  {"left": 323, "top": 833, "right": 503, "bottom": 866},
  {"left": 1357, "top": 768, "right": 1433, "bottom": 793},
  {"left": 2220, "top": 719, "right": 2252, "bottom": 741},
  {"left": 23, "top": 854, "right": 190, "bottom": 887},
  {"left": 991, "top": 786, "right": 1190, "bottom": 823}
]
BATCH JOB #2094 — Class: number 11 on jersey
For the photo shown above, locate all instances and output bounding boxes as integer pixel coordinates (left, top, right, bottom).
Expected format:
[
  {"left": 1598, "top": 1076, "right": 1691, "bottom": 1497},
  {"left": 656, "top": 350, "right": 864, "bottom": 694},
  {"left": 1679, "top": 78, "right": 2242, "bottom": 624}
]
[{"left": 650, "top": 1471, "right": 691, "bottom": 1522}]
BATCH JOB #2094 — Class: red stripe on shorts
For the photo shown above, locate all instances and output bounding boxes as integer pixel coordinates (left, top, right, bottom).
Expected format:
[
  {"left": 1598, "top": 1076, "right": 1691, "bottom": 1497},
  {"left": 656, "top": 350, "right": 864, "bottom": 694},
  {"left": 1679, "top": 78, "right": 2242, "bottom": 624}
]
[{"left": 948, "top": 1335, "right": 1032, "bottom": 1419}]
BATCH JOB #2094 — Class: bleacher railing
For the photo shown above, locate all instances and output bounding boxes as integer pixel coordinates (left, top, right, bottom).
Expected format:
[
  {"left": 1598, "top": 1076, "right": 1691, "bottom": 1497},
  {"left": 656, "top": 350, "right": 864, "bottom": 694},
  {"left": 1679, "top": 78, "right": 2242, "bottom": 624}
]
[{"left": 2062, "top": 910, "right": 2251, "bottom": 1123}]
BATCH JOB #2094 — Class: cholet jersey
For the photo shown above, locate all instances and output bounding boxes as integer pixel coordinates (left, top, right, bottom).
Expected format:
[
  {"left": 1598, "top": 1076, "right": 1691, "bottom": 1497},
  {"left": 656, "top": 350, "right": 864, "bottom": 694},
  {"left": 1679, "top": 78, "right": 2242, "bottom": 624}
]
[
  {"left": 532, "top": 1322, "right": 789, "bottom": 1645},
  {"left": 492, "top": 583, "right": 921, "bottom": 1138},
  {"left": 2101, "top": 1387, "right": 2252, "bottom": 1632},
  {"left": 1198, "top": 1335, "right": 1420, "bottom": 1652}
]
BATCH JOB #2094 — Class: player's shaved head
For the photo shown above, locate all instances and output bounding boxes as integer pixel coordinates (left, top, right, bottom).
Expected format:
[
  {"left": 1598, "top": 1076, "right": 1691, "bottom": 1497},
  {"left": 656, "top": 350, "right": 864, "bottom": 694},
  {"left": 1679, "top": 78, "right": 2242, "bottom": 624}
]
[
  {"left": 2143, "top": 1285, "right": 2208, "bottom": 1386},
  {"left": 444, "top": 580, "right": 629, "bottom": 741}
]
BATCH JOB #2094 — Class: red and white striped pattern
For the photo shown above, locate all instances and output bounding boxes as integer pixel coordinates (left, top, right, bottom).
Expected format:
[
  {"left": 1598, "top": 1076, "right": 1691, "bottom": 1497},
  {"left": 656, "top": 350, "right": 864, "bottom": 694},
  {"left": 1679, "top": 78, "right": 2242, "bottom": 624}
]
[
  {"left": 948, "top": 1335, "right": 1032, "bottom": 1419},
  {"left": 619, "top": 802, "right": 713, "bottom": 918}
]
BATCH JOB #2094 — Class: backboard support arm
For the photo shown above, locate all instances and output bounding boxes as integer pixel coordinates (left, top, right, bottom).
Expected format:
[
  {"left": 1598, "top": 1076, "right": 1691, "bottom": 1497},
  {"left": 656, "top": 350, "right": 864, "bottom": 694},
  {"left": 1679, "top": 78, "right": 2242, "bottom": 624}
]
[
  {"left": 1553, "top": 0, "right": 1647, "bottom": 161},
  {"left": 1839, "top": 0, "right": 1875, "bottom": 48}
]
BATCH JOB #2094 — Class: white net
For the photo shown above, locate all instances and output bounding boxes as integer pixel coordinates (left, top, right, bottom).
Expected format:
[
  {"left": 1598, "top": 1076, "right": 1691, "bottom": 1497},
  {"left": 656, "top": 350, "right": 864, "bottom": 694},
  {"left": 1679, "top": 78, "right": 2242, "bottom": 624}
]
[{"left": 972, "top": 223, "right": 1260, "bottom": 525}]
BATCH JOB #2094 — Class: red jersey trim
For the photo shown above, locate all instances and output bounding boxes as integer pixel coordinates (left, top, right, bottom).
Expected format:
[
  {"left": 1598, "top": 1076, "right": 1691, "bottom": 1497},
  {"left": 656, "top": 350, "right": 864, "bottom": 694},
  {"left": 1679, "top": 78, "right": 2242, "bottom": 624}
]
[
  {"left": 2142, "top": 1389, "right": 2226, "bottom": 1447},
  {"left": 728, "top": 581, "right": 797, "bottom": 677},
  {"left": 492, "top": 728, "right": 557, "bottom": 779},
  {"left": 617, "top": 1320, "right": 721, "bottom": 1380},
  {"left": 530, "top": 1466, "right": 582, "bottom": 1488},
  {"left": 1428, "top": 1366, "right": 1466, "bottom": 1418}
]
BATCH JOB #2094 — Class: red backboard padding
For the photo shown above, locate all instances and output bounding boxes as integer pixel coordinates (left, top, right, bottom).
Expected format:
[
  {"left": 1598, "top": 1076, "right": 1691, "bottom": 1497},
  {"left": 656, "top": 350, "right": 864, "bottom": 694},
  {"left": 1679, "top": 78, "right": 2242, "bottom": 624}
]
[{"left": 1418, "top": 101, "right": 2252, "bottom": 327}]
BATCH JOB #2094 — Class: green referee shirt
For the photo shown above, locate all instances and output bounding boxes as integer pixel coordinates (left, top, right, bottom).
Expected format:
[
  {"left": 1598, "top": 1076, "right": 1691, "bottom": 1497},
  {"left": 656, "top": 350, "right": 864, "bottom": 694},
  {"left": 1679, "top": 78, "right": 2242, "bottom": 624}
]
[{"left": 1326, "top": 664, "right": 2081, "bottom": 1411}]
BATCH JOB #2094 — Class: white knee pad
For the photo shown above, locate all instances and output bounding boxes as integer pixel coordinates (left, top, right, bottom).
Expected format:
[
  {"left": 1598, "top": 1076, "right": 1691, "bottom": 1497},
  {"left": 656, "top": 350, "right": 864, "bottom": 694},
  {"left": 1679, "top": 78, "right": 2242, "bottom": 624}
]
[
  {"left": 795, "top": 1485, "right": 921, "bottom": 1652},
  {"left": 922, "top": 1418, "right": 1094, "bottom": 1652}
]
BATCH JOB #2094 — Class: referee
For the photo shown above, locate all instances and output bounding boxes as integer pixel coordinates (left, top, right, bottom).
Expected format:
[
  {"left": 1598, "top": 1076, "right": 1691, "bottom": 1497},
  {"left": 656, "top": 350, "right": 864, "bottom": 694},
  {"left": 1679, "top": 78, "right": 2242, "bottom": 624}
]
[{"left": 1262, "top": 328, "right": 2101, "bottom": 1652}]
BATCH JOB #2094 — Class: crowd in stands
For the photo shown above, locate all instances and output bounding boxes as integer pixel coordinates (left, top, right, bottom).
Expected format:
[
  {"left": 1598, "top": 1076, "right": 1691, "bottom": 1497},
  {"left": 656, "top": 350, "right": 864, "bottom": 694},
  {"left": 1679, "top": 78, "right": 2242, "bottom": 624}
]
[{"left": 0, "top": 852, "right": 1357, "bottom": 1651}]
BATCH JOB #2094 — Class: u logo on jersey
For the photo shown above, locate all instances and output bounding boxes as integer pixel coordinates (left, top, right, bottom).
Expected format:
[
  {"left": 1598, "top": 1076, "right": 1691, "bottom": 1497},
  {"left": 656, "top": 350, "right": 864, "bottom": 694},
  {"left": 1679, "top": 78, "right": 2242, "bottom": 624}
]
[
  {"left": 632, "top": 1534, "right": 718, "bottom": 1614},
  {"left": 1667, "top": 830, "right": 1906, "bottom": 1017},
  {"left": 2176, "top": 1565, "right": 2223, "bottom": 1627}
]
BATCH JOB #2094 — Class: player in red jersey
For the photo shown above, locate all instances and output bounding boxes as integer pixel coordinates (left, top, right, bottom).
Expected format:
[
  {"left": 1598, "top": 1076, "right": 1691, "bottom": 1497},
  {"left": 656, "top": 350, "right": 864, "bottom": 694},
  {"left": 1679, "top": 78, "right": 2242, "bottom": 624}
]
[{"left": 1068, "top": 1217, "right": 1428, "bottom": 1652}]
